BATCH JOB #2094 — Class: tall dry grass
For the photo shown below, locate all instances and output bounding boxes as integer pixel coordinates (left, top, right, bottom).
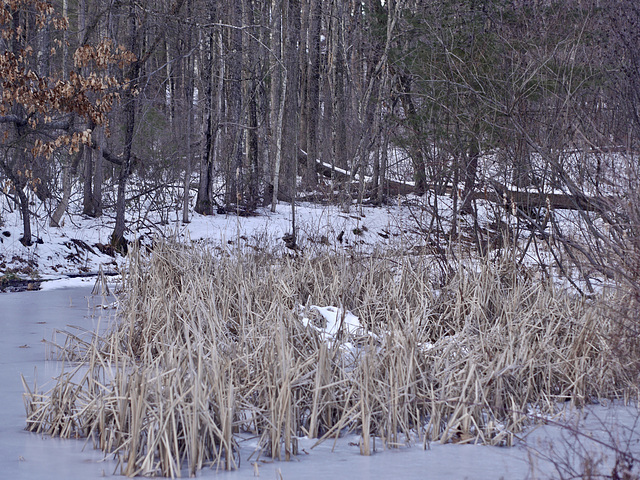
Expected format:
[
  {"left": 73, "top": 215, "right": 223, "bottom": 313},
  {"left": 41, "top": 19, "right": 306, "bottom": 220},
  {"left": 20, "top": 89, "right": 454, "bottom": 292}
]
[{"left": 23, "top": 240, "right": 634, "bottom": 477}]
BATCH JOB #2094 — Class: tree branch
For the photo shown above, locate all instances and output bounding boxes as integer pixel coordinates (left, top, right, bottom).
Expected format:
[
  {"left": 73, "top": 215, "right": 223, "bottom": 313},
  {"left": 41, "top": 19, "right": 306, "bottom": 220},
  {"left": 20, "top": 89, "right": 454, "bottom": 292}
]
[{"left": 0, "top": 115, "right": 72, "bottom": 130}]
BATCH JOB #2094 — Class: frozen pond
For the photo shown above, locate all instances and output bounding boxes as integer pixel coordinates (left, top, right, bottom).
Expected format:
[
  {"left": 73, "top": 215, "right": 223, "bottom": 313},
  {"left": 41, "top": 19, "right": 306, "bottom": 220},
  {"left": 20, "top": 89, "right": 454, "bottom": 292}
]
[
  {"left": 0, "top": 281, "right": 121, "bottom": 479},
  {"left": 1, "top": 282, "right": 637, "bottom": 479}
]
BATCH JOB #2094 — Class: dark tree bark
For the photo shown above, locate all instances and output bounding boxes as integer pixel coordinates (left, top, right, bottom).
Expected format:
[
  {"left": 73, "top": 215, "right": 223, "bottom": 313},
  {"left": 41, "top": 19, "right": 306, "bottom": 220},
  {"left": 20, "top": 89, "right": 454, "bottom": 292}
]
[
  {"left": 82, "top": 141, "right": 96, "bottom": 216},
  {"left": 181, "top": 0, "right": 194, "bottom": 224},
  {"left": 51, "top": 147, "right": 84, "bottom": 227},
  {"left": 396, "top": 73, "right": 427, "bottom": 195},
  {"left": 195, "top": 2, "right": 222, "bottom": 215},
  {"left": 280, "top": 0, "right": 301, "bottom": 204},
  {"left": 92, "top": 127, "right": 104, "bottom": 217},
  {"left": 245, "top": 0, "right": 260, "bottom": 212},
  {"left": 0, "top": 152, "right": 32, "bottom": 245},
  {"left": 303, "top": 0, "right": 321, "bottom": 188},
  {"left": 331, "top": 4, "right": 347, "bottom": 173},
  {"left": 111, "top": 0, "right": 139, "bottom": 251},
  {"left": 270, "top": 0, "right": 287, "bottom": 210},
  {"left": 224, "top": 1, "right": 244, "bottom": 212}
]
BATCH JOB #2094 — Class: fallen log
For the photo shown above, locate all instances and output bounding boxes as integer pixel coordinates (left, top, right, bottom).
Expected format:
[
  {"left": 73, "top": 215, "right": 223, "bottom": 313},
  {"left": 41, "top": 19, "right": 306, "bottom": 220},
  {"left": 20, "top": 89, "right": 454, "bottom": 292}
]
[
  {"left": 307, "top": 153, "right": 610, "bottom": 212},
  {"left": 311, "top": 157, "right": 416, "bottom": 195},
  {"left": 483, "top": 180, "right": 609, "bottom": 212}
]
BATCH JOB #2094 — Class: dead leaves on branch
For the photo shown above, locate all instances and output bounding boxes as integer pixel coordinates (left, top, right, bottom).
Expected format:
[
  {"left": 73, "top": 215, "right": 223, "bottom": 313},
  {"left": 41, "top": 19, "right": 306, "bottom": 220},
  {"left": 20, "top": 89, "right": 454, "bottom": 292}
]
[
  {"left": 74, "top": 40, "right": 136, "bottom": 71},
  {"left": 1, "top": 0, "right": 62, "bottom": 39},
  {"left": 0, "top": 0, "right": 134, "bottom": 158},
  {"left": 33, "top": 130, "right": 92, "bottom": 157}
]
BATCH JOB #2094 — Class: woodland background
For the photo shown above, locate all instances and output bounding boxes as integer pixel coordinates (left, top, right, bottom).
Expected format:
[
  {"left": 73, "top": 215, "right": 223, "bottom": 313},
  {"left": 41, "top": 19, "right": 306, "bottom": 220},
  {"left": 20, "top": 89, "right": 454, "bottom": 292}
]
[{"left": 1, "top": 0, "right": 640, "bottom": 264}]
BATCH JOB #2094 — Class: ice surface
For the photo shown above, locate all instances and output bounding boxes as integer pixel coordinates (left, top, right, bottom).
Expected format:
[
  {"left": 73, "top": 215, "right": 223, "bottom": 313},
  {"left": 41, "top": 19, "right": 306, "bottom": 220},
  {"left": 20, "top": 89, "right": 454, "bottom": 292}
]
[{"left": 0, "top": 284, "right": 121, "bottom": 479}]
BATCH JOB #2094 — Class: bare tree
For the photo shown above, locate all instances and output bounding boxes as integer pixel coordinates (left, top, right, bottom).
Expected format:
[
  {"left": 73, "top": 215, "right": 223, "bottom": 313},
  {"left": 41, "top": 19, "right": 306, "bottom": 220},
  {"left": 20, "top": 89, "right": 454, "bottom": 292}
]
[{"left": 195, "top": 1, "right": 224, "bottom": 215}]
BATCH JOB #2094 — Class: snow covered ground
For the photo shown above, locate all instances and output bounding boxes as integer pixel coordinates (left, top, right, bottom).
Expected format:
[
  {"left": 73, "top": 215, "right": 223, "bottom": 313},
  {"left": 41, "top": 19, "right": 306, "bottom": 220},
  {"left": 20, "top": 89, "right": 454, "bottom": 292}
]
[
  {"left": 2, "top": 282, "right": 639, "bottom": 479},
  {"left": 0, "top": 196, "right": 428, "bottom": 283},
  {"left": 0, "top": 179, "right": 589, "bottom": 293}
]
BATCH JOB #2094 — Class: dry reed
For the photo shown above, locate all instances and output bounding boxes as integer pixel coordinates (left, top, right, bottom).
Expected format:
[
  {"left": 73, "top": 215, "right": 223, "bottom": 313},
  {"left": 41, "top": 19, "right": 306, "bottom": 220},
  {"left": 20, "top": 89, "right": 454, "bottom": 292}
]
[{"left": 23, "top": 240, "right": 633, "bottom": 477}]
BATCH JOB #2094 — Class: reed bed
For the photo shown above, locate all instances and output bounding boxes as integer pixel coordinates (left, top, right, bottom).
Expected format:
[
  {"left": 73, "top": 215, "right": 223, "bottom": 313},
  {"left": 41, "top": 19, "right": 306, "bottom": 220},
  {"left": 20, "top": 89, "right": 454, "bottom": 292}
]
[{"left": 23, "top": 240, "right": 633, "bottom": 477}]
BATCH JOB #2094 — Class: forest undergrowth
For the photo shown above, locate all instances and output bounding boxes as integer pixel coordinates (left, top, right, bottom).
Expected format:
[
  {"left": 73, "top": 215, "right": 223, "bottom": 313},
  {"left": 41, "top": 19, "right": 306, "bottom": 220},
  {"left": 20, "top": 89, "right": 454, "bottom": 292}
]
[{"left": 21, "top": 239, "right": 639, "bottom": 477}]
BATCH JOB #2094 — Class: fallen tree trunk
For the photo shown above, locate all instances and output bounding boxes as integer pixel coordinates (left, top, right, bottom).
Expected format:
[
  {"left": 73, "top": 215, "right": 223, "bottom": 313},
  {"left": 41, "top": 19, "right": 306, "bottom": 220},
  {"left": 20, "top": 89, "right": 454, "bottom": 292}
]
[
  {"left": 309, "top": 153, "right": 609, "bottom": 212},
  {"left": 483, "top": 180, "right": 609, "bottom": 213},
  {"left": 310, "top": 156, "right": 415, "bottom": 195}
]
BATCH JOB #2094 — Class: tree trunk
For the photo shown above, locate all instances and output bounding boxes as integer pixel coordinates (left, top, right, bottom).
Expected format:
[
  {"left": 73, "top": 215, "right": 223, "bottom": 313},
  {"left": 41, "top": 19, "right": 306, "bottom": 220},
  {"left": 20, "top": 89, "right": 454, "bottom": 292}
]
[
  {"left": 182, "top": 1, "right": 194, "bottom": 224},
  {"left": 223, "top": 1, "right": 244, "bottom": 212},
  {"left": 271, "top": 52, "right": 288, "bottom": 211},
  {"left": 195, "top": 29, "right": 215, "bottom": 215},
  {"left": 17, "top": 186, "right": 32, "bottom": 246},
  {"left": 195, "top": 9, "right": 223, "bottom": 215},
  {"left": 244, "top": 0, "right": 260, "bottom": 212},
  {"left": 461, "top": 139, "right": 479, "bottom": 213},
  {"left": 111, "top": 0, "right": 139, "bottom": 251},
  {"left": 0, "top": 155, "right": 31, "bottom": 245},
  {"left": 93, "top": 128, "right": 104, "bottom": 216},
  {"left": 271, "top": 0, "right": 287, "bottom": 211},
  {"left": 51, "top": 147, "right": 83, "bottom": 227},
  {"left": 277, "top": 0, "right": 300, "bottom": 204},
  {"left": 396, "top": 73, "right": 427, "bottom": 194},
  {"left": 62, "top": 0, "right": 68, "bottom": 79},
  {"left": 304, "top": 0, "right": 321, "bottom": 188},
  {"left": 182, "top": 85, "right": 192, "bottom": 223},
  {"left": 37, "top": 9, "right": 50, "bottom": 77},
  {"left": 287, "top": 0, "right": 301, "bottom": 243},
  {"left": 82, "top": 143, "right": 95, "bottom": 216},
  {"left": 332, "top": 6, "right": 347, "bottom": 172}
]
